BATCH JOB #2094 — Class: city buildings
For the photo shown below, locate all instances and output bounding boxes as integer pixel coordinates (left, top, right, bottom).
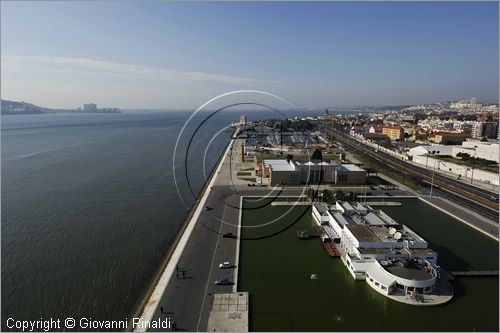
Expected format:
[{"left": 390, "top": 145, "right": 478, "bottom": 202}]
[
  {"left": 450, "top": 97, "right": 480, "bottom": 110},
  {"left": 83, "top": 103, "right": 97, "bottom": 112},
  {"left": 429, "top": 132, "right": 470, "bottom": 145},
  {"left": 382, "top": 126, "right": 404, "bottom": 141},
  {"left": 80, "top": 103, "right": 120, "bottom": 113},
  {"left": 472, "top": 121, "right": 498, "bottom": 139}
]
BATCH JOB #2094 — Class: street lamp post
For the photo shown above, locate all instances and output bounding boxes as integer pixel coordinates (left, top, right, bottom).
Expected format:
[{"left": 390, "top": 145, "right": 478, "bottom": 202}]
[
  {"left": 401, "top": 157, "right": 406, "bottom": 185},
  {"left": 425, "top": 143, "right": 430, "bottom": 168},
  {"left": 470, "top": 145, "right": 478, "bottom": 185},
  {"left": 430, "top": 159, "right": 436, "bottom": 198},
  {"left": 429, "top": 150, "right": 440, "bottom": 198}
]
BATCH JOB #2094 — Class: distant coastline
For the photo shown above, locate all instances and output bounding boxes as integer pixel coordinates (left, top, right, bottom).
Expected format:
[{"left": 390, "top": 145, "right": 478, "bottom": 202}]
[{"left": 1, "top": 99, "right": 121, "bottom": 115}]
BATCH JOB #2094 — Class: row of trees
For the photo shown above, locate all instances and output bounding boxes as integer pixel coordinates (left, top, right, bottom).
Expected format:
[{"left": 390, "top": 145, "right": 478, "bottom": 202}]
[
  {"left": 306, "top": 188, "right": 355, "bottom": 204},
  {"left": 456, "top": 152, "right": 498, "bottom": 167}
]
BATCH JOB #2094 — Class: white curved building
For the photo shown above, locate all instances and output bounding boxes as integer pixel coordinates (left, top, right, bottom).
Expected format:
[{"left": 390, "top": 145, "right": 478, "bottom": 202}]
[{"left": 313, "top": 201, "right": 453, "bottom": 305}]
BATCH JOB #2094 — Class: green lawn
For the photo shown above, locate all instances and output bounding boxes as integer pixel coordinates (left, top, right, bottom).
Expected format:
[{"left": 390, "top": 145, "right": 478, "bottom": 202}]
[
  {"left": 437, "top": 156, "right": 498, "bottom": 173},
  {"left": 240, "top": 177, "right": 256, "bottom": 182},
  {"left": 255, "top": 153, "right": 339, "bottom": 162},
  {"left": 353, "top": 154, "right": 418, "bottom": 191}
]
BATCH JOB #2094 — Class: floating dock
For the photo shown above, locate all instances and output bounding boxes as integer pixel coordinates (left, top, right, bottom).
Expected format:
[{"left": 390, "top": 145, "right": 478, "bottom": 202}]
[{"left": 296, "top": 230, "right": 320, "bottom": 239}]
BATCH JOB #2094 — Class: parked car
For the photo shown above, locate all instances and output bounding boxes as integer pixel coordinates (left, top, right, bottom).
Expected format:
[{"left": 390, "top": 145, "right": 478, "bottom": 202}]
[
  {"left": 215, "top": 278, "right": 231, "bottom": 285},
  {"left": 205, "top": 206, "right": 212, "bottom": 211},
  {"left": 222, "top": 232, "right": 236, "bottom": 238},
  {"left": 219, "top": 261, "right": 235, "bottom": 269}
]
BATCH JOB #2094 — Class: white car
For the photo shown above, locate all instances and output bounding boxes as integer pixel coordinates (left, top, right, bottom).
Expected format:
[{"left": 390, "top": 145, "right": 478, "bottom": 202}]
[{"left": 219, "top": 261, "right": 234, "bottom": 269}]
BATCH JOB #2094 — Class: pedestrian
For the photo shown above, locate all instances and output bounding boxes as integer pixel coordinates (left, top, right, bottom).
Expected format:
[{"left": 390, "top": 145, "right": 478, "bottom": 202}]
[
  {"left": 182, "top": 271, "right": 186, "bottom": 279},
  {"left": 176, "top": 273, "right": 179, "bottom": 279}
]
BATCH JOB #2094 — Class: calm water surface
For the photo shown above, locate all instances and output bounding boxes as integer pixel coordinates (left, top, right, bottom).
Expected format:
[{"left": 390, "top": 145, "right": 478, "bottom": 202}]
[
  {"left": 239, "top": 197, "right": 499, "bottom": 331},
  {"left": 1, "top": 112, "right": 233, "bottom": 329}
]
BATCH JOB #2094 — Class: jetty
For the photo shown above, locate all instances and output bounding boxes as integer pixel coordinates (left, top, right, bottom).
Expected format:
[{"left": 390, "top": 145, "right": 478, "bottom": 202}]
[
  {"left": 364, "top": 201, "right": 402, "bottom": 207},
  {"left": 450, "top": 270, "right": 499, "bottom": 277},
  {"left": 296, "top": 230, "right": 320, "bottom": 239}
]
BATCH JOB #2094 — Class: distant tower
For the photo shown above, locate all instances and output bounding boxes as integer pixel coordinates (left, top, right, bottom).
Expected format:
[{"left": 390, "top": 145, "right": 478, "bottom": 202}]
[
  {"left": 325, "top": 109, "right": 329, "bottom": 115},
  {"left": 240, "top": 115, "right": 247, "bottom": 126}
]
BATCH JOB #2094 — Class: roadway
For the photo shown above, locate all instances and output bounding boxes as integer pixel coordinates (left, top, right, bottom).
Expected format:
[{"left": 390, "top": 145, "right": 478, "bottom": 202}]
[{"left": 148, "top": 138, "right": 305, "bottom": 331}]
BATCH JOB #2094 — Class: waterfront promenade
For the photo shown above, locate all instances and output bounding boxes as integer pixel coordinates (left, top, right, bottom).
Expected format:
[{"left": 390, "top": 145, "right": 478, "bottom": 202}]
[{"left": 136, "top": 137, "right": 305, "bottom": 331}]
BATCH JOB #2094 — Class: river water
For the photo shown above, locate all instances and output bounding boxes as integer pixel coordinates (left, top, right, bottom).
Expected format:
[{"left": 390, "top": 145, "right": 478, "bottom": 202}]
[{"left": 1, "top": 111, "right": 236, "bottom": 330}]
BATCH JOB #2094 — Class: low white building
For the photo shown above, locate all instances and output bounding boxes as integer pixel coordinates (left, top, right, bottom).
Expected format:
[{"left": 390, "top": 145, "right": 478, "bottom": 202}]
[
  {"left": 408, "top": 145, "right": 454, "bottom": 158},
  {"left": 263, "top": 159, "right": 366, "bottom": 185},
  {"left": 409, "top": 141, "right": 499, "bottom": 163},
  {"left": 461, "top": 140, "right": 499, "bottom": 163}
]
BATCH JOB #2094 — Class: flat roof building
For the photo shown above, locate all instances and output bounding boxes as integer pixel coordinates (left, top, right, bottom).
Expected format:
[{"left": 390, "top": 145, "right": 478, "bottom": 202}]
[
  {"left": 311, "top": 201, "right": 452, "bottom": 305},
  {"left": 263, "top": 159, "right": 366, "bottom": 185},
  {"left": 382, "top": 126, "right": 404, "bottom": 141}
]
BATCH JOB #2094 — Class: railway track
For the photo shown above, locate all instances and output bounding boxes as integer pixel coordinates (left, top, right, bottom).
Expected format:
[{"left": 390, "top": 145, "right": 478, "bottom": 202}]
[{"left": 333, "top": 130, "right": 499, "bottom": 219}]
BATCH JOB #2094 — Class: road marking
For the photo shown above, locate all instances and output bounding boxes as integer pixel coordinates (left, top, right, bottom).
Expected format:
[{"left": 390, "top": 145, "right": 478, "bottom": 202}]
[{"left": 196, "top": 194, "right": 229, "bottom": 331}]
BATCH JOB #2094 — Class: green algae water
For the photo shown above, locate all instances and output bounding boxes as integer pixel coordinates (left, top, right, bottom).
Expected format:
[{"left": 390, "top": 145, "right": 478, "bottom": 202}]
[{"left": 238, "top": 197, "right": 499, "bottom": 331}]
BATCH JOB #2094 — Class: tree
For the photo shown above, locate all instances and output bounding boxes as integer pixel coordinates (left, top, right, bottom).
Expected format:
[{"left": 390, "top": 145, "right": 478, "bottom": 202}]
[
  {"left": 333, "top": 190, "right": 348, "bottom": 201},
  {"left": 322, "top": 189, "right": 335, "bottom": 204},
  {"left": 456, "top": 152, "right": 470, "bottom": 161},
  {"left": 306, "top": 188, "right": 318, "bottom": 202}
]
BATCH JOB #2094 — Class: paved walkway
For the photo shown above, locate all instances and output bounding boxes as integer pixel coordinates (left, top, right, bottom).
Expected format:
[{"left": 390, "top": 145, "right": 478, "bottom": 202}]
[
  {"left": 134, "top": 134, "right": 237, "bottom": 332},
  {"left": 137, "top": 135, "right": 307, "bottom": 332},
  {"left": 386, "top": 278, "right": 453, "bottom": 306},
  {"left": 206, "top": 292, "right": 249, "bottom": 332}
]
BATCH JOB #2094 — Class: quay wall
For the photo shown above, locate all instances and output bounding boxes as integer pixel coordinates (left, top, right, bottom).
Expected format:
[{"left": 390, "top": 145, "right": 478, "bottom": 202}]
[{"left": 132, "top": 134, "right": 235, "bottom": 331}]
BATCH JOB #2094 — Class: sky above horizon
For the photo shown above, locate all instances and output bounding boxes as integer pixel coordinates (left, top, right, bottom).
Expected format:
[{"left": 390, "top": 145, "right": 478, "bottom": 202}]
[{"left": 1, "top": 1, "right": 499, "bottom": 110}]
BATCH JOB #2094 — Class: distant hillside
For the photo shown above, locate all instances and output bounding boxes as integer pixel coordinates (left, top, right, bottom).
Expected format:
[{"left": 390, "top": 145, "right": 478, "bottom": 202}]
[
  {"left": 1, "top": 99, "right": 120, "bottom": 115},
  {"left": 1, "top": 99, "right": 49, "bottom": 115}
]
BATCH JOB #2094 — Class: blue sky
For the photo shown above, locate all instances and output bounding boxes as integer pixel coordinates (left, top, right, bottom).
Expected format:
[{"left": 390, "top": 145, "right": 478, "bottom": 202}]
[{"left": 1, "top": 1, "right": 498, "bottom": 109}]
